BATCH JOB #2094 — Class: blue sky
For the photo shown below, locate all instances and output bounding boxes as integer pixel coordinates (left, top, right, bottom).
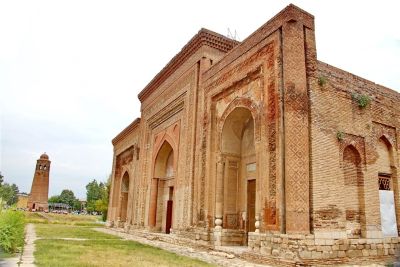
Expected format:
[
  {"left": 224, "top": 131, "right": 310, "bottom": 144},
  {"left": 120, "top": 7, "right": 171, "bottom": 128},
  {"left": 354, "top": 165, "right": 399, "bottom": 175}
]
[{"left": 1, "top": 0, "right": 399, "bottom": 198}]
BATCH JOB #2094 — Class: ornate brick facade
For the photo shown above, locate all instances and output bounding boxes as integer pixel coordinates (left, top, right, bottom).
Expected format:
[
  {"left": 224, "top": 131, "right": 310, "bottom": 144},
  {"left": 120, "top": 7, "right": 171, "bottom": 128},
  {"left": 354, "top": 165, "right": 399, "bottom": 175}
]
[{"left": 107, "top": 4, "right": 400, "bottom": 264}]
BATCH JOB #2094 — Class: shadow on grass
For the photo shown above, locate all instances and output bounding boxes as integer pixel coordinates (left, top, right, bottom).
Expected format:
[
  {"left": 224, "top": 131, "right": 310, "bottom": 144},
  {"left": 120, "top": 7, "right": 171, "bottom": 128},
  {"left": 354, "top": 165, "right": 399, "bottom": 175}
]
[{"left": 35, "top": 239, "right": 214, "bottom": 267}]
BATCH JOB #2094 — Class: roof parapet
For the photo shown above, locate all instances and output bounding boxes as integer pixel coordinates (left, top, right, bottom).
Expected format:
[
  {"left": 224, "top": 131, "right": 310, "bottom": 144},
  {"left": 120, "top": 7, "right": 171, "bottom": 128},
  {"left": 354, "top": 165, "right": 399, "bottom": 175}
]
[
  {"left": 112, "top": 118, "right": 141, "bottom": 146},
  {"left": 137, "top": 28, "right": 239, "bottom": 102}
]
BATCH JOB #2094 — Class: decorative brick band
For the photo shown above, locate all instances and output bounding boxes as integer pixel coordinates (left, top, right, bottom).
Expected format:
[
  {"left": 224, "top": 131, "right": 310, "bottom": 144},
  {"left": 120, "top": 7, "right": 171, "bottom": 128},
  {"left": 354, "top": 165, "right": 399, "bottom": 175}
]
[{"left": 138, "top": 29, "right": 239, "bottom": 102}]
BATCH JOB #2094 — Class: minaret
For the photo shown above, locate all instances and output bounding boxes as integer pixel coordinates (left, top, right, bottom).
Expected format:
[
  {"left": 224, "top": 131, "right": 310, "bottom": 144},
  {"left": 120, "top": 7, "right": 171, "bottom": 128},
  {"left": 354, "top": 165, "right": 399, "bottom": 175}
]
[{"left": 27, "top": 153, "right": 51, "bottom": 211}]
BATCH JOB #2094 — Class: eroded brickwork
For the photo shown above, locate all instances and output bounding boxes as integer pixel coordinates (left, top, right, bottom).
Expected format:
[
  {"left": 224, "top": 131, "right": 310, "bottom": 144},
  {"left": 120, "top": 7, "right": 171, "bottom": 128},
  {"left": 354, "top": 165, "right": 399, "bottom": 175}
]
[{"left": 27, "top": 153, "right": 51, "bottom": 211}]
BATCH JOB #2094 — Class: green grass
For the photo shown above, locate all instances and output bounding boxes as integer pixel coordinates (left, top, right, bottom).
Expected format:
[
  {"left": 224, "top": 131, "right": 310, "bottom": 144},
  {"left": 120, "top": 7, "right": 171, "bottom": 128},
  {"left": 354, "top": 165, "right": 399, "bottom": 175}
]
[
  {"left": 35, "top": 224, "right": 119, "bottom": 240},
  {"left": 33, "top": 217, "right": 214, "bottom": 267},
  {"left": 44, "top": 213, "right": 100, "bottom": 222},
  {"left": 0, "top": 210, "right": 25, "bottom": 254},
  {"left": 25, "top": 212, "right": 103, "bottom": 226},
  {"left": 35, "top": 239, "right": 212, "bottom": 267}
]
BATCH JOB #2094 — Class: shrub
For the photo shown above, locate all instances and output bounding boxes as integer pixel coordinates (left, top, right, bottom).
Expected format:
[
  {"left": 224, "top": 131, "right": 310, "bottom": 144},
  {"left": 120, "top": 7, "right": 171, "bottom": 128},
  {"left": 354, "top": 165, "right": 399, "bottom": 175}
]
[
  {"left": 352, "top": 93, "right": 371, "bottom": 108},
  {"left": 318, "top": 76, "right": 327, "bottom": 87},
  {"left": 337, "top": 131, "right": 345, "bottom": 141},
  {"left": 0, "top": 210, "right": 25, "bottom": 253}
]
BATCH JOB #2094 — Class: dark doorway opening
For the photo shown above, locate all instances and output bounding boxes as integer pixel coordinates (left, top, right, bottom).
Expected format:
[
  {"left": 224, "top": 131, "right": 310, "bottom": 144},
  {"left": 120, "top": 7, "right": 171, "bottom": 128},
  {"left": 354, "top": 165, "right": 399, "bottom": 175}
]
[
  {"left": 247, "top": 179, "right": 256, "bottom": 232},
  {"left": 166, "top": 187, "right": 174, "bottom": 234}
]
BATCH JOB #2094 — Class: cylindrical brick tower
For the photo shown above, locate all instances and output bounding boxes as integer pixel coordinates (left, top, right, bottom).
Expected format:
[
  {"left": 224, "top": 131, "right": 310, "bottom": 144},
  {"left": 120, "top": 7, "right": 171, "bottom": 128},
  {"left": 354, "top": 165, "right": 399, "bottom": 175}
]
[{"left": 27, "top": 153, "right": 51, "bottom": 211}]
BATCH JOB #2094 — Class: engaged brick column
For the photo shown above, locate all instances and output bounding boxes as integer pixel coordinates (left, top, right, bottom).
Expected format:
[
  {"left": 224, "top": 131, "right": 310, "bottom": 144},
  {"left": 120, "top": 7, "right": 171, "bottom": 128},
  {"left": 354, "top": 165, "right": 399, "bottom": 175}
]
[
  {"left": 215, "top": 155, "right": 224, "bottom": 229},
  {"left": 281, "top": 19, "right": 313, "bottom": 234},
  {"left": 148, "top": 178, "right": 159, "bottom": 227}
]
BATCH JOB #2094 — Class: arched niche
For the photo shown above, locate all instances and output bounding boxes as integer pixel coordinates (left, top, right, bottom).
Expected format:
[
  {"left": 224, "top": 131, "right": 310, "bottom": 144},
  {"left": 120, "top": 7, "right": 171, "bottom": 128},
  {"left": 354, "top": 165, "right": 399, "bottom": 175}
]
[
  {"left": 149, "top": 140, "right": 175, "bottom": 233},
  {"left": 377, "top": 136, "right": 398, "bottom": 237},
  {"left": 119, "top": 172, "right": 130, "bottom": 223},
  {"left": 377, "top": 136, "right": 394, "bottom": 176},
  {"left": 342, "top": 145, "right": 365, "bottom": 238},
  {"left": 220, "top": 107, "right": 257, "bottom": 234},
  {"left": 154, "top": 141, "right": 174, "bottom": 178}
]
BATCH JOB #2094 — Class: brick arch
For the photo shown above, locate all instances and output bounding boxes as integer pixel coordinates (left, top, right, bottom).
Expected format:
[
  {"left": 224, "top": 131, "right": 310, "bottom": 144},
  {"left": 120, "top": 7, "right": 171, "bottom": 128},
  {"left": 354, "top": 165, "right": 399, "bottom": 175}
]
[
  {"left": 377, "top": 135, "right": 395, "bottom": 174},
  {"left": 339, "top": 133, "right": 366, "bottom": 166},
  {"left": 368, "top": 128, "right": 397, "bottom": 165},
  {"left": 154, "top": 130, "right": 177, "bottom": 157},
  {"left": 379, "top": 135, "right": 394, "bottom": 152},
  {"left": 342, "top": 144, "right": 366, "bottom": 238},
  {"left": 154, "top": 133, "right": 176, "bottom": 155},
  {"left": 215, "top": 97, "right": 261, "bottom": 234},
  {"left": 119, "top": 166, "right": 133, "bottom": 196},
  {"left": 118, "top": 170, "right": 130, "bottom": 223},
  {"left": 373, "top": 124, "right": 397, "bottom": 149},
  {"left": 120, "top": 170, "right": 130, "bottom": 191},
  {"left": 377, "top": 135, "right": 400, "bottom": 232},
  {"left": 149, "top": 133, "right": 178, "bottom": 229},
  {"left": 343, "top": 145, "right": 362, "bottom": 166},
  {"left": 218, "top": 97, "right": 261, "bottom": 143},
  {"left": 152, "top": 136, "right": 178, "bottom": 179}
]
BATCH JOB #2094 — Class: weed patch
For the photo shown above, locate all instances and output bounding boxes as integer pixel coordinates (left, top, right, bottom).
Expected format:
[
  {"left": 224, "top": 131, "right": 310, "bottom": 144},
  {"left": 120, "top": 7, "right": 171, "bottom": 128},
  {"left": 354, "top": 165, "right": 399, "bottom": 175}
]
[{"left": 0, "top": 210, "right": 25, "bottom": 254}]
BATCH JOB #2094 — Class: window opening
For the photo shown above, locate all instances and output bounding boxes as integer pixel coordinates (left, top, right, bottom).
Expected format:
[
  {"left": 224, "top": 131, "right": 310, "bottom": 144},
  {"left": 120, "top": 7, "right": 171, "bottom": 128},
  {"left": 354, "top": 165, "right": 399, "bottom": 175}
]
[{"left": 379, "top": 173, "right": 391, "bottom": 191}]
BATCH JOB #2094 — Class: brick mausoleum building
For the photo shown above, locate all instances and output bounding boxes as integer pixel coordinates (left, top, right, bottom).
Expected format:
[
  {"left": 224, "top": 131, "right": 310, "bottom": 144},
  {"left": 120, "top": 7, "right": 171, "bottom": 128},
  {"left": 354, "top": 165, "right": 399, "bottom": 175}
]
[{"left": 107, "top": 4, "right": 400, "bottom": 264}]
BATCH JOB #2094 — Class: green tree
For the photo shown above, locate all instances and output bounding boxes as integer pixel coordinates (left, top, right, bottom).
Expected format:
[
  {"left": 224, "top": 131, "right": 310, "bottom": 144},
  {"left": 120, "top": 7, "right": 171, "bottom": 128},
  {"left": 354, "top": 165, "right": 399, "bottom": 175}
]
[
  {"left": 86, "top": 179, "right": 106, "bottom": 213},
  {"left": 0, "top": 182, "right": 19, "bottom": 206},
  {"left": 9, "top": 184, "right": 19, "bottom": 205},
  {"left": 95, "top": 177, "right": 111, "bottom": 221},
  {"left": 0, "top": 172, "right": 3, "bottom": 186},
  {"left": 59, "top": 189, "right": 80, "bottom": 210},
  {"left": 48, "top": 195, "right": 61, "bottom": 203}
]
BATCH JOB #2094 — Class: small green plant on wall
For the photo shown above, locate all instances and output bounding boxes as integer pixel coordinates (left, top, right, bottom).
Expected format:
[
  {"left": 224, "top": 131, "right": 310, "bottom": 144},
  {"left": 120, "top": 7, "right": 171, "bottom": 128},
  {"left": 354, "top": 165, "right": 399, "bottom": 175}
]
[
  {"left": 318, "top": 76, "right": 327, "bottom": 87},
  {"left": 337, "top": 131, "right": 345, "bottom": 141},
  {"left": 352, "top": 93, "right": 371, "bottom": 108}
]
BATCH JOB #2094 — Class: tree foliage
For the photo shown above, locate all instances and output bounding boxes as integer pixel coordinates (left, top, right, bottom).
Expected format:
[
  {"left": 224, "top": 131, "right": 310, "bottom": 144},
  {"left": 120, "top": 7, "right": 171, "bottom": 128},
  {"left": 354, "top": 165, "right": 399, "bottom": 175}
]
[
  {"left": 86, "top": 179, "right": 104, "bottom": 212},
  {"left": 59, "top": 189, "right": 80, "bottom": 210},
  {"left": 86, "top": 178, "right": 110, "bottom": 221},
  {"left": 0, "top": 173, "right": 19, "bottom": 206},
  {"left": 49, "top": 189, "right": 80, "bottom": 210},
  {"left": 86, "top": 179, "right": 105, "bottom": 212},
  {"left": 48, "top": 195, "right": 61, "bottom": 203}
]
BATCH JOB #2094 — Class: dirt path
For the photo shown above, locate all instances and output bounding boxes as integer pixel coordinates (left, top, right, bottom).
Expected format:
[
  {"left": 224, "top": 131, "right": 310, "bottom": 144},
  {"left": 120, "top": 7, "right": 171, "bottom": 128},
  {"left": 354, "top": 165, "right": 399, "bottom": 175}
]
[
  {"left": 19, "top": 224, "right": 37, "bottom": 267},
  {"left": 0, "top": 223, "right": 37, "bottom": 267}
]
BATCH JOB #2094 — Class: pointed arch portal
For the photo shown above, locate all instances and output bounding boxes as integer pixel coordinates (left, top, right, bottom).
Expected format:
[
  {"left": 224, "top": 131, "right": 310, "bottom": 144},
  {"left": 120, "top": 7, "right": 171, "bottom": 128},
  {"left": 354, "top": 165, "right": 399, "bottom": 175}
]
[
  {"left": 119, "top": 172, "right": 129, "bottom": 223},
  {"left": 149, "top": 140, "right": 175, "bottom": 233},
  {"left": 216, "top": 106, "right": 257, "bottom": 245}
]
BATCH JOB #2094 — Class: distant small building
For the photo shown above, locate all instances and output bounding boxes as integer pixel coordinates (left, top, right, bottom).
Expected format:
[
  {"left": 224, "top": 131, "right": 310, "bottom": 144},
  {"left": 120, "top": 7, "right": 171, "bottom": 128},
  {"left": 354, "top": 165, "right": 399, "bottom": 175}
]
[
  {"left": 27, "top": 153, "right": 51, "bottom": 211},
  {"left": 48, "top": 202, "right": 70, "bottom": 212},
  {"left": 16, "top": 193, "right": 29, "bottom": 209}
]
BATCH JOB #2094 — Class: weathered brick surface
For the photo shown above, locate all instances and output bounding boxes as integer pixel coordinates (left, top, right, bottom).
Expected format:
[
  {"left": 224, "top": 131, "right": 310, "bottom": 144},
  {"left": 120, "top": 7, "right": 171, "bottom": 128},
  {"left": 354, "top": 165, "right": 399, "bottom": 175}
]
[
  {"left": 107, "top": 4, "right": 400, "bottom": 265},
  {"left": 311, "top": 61, "right": 400, "bottom": 239},
  {"left": 27, "top": 153, "right": 51, "bottom": 211}
]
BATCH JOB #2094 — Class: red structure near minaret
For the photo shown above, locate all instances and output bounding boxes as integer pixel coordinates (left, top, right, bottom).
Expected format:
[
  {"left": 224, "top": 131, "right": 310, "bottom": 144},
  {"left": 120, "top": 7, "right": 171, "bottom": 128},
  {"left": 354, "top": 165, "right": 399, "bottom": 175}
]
[{"left": 27, "top": 153, "right": 50, "bottom": 211}]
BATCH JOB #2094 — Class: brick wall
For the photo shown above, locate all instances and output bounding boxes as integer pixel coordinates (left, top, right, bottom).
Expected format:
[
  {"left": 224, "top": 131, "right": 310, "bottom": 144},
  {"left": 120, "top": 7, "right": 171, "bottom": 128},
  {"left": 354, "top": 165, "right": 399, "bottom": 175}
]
[{"left": 310, "top": 61, "right": 400, "bottom": 238}]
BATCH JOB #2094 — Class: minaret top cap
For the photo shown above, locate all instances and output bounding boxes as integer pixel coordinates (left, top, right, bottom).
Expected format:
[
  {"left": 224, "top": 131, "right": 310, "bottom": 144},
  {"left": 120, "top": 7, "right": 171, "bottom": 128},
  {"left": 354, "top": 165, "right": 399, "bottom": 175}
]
[{"left": 40, "top": 153, "right": 49, "bottom": 160}]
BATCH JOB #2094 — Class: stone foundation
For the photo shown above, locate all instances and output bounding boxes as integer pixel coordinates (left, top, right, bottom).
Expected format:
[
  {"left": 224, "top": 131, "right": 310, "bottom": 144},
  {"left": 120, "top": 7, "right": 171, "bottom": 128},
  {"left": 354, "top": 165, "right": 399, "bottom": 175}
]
[
  {"left": 212, "top": 229, "right": 247, "bottom": 246},
  {"left": 110, "top": 224, "right": 399, "bottom": 265},
  {"left": 248, "top": 232, "right": 400, "bottom": 264}
]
